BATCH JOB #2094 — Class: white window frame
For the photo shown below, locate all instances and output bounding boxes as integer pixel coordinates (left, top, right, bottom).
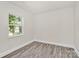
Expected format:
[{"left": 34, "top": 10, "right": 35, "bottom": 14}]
[{"left": 8, "top": 14, "right": 24, "bottom": 38}]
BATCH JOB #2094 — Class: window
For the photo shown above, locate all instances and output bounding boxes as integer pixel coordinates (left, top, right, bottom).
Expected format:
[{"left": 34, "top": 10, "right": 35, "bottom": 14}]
[{"left": 9, "top": 14, "right": 23, "bottom": 37}]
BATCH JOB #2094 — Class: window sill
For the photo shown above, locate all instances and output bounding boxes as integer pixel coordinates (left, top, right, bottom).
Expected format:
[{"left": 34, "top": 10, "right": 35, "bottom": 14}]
[{"left": 8, "top": 34, "right": 24, "bottom": 39}]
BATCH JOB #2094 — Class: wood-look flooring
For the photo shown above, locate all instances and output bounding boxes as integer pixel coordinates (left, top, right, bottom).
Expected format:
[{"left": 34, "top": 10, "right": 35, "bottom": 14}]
[{"left": 3, "top": 41, "right": 79, "bottom": 58}]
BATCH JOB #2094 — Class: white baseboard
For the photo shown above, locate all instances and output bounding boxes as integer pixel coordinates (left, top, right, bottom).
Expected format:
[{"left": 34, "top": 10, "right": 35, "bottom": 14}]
[
  {"left": 1, "top": 39, "right": 78, "bottom": 57},
  {"left": 34, "top": 39, "right": 79, "bottom": 57},
  {"left": 0, "top": 40, "right": 34, "bottom": 58},
  {"left": 34, "top": 39, "right": 74, "bottom": 49}
]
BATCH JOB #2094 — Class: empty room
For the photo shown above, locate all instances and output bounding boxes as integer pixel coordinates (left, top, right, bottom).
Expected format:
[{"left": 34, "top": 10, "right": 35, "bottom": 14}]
[{"left": 0, "top": 1, "right": 79, "bottom": 58}]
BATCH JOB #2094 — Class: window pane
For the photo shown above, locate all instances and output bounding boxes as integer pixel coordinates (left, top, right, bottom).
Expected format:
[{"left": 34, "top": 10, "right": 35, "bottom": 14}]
[{"left": 9, "top": 14, "right": 23, "bottom": 37}]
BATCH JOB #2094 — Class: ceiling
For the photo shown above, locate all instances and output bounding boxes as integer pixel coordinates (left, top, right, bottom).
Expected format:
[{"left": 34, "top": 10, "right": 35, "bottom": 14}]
[{"left": 11, "top": 1, "right": 74, "bottom": 14}]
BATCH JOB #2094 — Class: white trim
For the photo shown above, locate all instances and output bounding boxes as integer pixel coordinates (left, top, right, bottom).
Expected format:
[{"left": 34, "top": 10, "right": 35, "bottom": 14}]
[
  {"left": 34, "top": 39, "right": 79, "bottom": 56},
  {"left": 8, "top": 13, "right": 24, "bottom": 39},
  {"left": 8, "top": 34, "right": 24, "bottom": 39},
  {"left": 34, "top": 39, "right": 74, "bottom": 49},
  {"left": 0, "top": 39, "right": 77, "bottom": 57},
  {"left": 0, "top": 40, "right": 34, "bottom": 58}
]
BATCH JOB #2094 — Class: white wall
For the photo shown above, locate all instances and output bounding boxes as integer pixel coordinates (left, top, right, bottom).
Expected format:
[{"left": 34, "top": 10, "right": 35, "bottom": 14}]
[
  {"left": 34, "top": 6, "right": 74, "bottom": 48},
  {"left": 0, "top": 1, "right": 77, "bottom": 57},
  {"left": 0, "top": 2, "right": 33, "bottom": 56},
  {"left": 75, "top": 2, "right": 79, "bottom": 54}
]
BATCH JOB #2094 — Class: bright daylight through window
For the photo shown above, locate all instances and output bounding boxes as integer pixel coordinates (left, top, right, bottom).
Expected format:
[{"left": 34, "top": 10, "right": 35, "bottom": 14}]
[{"left": 9, "top": 14, "right": 23, "bottom": 37}]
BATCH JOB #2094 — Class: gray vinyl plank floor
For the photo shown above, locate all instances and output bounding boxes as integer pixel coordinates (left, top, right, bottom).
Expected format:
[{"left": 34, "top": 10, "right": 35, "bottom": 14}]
[{"left": 3, "top": 41, "right": 79, "bottom": 58}]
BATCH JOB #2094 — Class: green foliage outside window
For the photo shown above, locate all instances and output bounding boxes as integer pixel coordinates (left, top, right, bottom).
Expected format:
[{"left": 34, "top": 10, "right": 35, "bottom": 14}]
[{"left": 9, "top": 14, "right": 22, "bottom": 36}]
